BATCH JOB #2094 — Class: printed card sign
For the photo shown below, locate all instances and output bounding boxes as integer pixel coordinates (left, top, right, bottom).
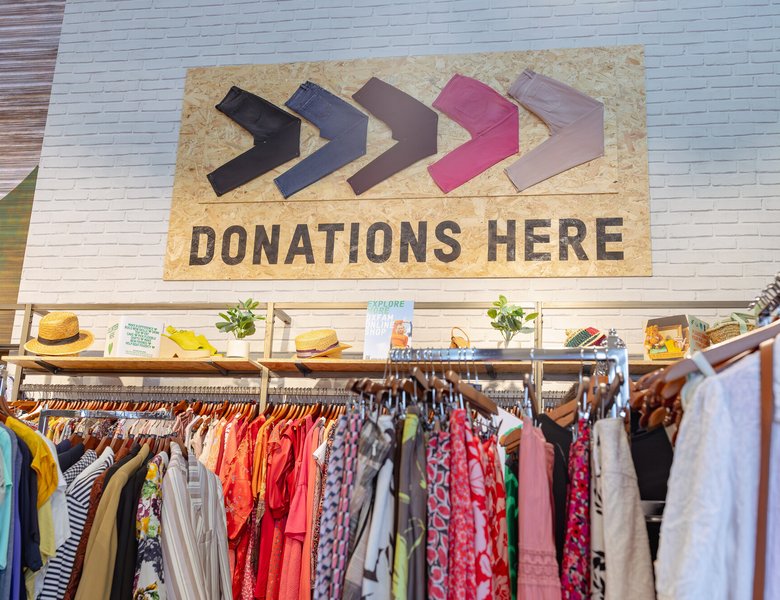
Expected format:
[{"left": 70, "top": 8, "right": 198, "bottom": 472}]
[
  {"left": 165, "top": 45, "right": 650, "bottom": 280},
  {"left": 363, "top": 301, "right": 414, "bottom": 359}
]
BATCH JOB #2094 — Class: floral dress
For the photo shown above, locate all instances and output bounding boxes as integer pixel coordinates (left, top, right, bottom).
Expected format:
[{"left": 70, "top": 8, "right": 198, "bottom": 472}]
[
  {"left": 133, "top": 452, "right": 169, "bottom": 600},
  {"left": 562, "top": 420, "right": 591, "bottom": 599}
]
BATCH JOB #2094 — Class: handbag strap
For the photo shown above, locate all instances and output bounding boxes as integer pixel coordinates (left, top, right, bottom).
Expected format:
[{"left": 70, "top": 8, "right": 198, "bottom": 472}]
[
  {"left": 754, "top": 338, "right": 775, "bottom": 600},
  {"left": 451, "top": 327, "right": 470, "bottom": 343}
]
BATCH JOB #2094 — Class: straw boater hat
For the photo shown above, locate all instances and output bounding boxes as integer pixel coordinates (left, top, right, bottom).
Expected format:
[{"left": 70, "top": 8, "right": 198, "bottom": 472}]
[
  {"left": 294, "top": 329, "right": 351, "bottom": 359},
  {"left": 24, "top": 312, "right": 94, "bottom": 356}
]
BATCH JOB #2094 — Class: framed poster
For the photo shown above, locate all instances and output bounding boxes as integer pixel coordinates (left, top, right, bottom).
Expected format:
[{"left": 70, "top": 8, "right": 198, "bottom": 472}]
[{"left": 165, "top": 45, "right": 650, "bottom": 280}]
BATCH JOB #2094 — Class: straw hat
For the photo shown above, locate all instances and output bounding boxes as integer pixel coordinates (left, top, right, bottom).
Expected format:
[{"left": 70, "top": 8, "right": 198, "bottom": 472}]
[
  {"left": 24, "top": 312, "right": 94, "bottom": 356},
  {"left": 294, "top": 329, "right": 351, "bottom": 359},
  {"left": 564, "top": 327, "right": 606, "bottom": 348}
]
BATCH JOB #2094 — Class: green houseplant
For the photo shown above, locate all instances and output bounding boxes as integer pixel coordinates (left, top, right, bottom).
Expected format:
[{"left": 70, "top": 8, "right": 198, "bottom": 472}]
[
  {"left": 216, "top": 298, "right": 265, "bottom": 358},
  {"left": 487, "top": 295, "right": 538, "bottom": 345}
]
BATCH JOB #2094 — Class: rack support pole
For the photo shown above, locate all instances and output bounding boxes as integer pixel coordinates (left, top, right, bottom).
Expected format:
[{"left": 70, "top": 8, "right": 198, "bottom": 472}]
[
  {"left": 260, "top": 302, "right": 276, "bottom": 411},
  {"left": 10, "top": 304, "right": 33, "bottom": 403}
]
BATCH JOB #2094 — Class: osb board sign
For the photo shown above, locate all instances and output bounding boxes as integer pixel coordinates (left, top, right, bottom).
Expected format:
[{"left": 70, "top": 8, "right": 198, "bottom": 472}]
[{"left": 165, "top": 45, "right": 650, "bottom": 280}]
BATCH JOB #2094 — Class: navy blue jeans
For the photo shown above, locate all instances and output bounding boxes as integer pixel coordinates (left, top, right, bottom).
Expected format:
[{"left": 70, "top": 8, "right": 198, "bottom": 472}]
[
  {"left": 207, "top": 86, "right": 301, "bottom": 197},
  {"left": 274, "top": 81, "right": 368, "bottom": 198}
]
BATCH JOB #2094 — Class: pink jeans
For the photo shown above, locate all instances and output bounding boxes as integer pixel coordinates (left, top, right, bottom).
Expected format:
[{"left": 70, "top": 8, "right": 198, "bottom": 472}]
[
  {"left": 506, "top": 70, "right": 604, "bottom": 192},
  {"left": 428, "top": 74, "right": 519, "bottom": 193}
]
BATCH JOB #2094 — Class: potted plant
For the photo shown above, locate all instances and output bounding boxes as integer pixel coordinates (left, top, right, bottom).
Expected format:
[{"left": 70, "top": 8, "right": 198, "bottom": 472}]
[
  {"left": 487, "top": 295, "right": 538, "bottom": 348},
  {"left": 216, "top": 298, "right": 265, "bottom": 358}
]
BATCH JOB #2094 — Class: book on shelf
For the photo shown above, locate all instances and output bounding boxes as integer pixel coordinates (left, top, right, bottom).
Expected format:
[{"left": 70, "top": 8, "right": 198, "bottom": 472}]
[{"left": 363, "top": 300, "right": 414, "bottom": 360}]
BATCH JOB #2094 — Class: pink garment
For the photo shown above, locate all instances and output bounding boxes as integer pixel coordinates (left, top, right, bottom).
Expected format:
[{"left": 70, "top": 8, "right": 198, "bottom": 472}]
[
  {"left": 465, "top": 423, "right": 493, "bottom": 600},
  {"left": 517, "top": 417, "right": 562, "bottom": 600},
  {"left": 447, "top": 409, "right": 477, "bottom": 600},
  {"left": 506, "top": 69, "right": 604, "bottom": 192},
  {"left": 428, "top": 74, "right": 519, "bottom": 193},
  {"left": 278, "top": 417, "right": 314, "bottom": 600}
]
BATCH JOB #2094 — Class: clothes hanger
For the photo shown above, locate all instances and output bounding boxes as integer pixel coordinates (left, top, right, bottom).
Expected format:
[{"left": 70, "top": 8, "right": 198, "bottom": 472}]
[
  {"left": 444, "top": 369, "right": 497, "bottom": 418},
  {"left": 523, "top": 373, "right": 539, "bottom": 422}
]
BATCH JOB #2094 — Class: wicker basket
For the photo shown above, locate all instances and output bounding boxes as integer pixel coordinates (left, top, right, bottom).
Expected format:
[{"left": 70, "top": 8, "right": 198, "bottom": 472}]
[{"left": 706, "top": 313, "right": 756, "bottom": 345}]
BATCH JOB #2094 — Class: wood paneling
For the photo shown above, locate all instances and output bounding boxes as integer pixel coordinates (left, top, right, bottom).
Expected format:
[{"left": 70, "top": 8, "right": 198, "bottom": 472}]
[
  {"left": 166, "top": 46, "right": 650, "bottom": 280},
  {"left": 0, "top": 1, "right": 65, "bottom": 343}
]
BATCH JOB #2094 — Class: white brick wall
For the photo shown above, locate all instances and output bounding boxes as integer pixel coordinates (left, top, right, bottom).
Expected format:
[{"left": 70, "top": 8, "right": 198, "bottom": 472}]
[{"left": 14, "top": 0, "right": 780, "bottom": 358}]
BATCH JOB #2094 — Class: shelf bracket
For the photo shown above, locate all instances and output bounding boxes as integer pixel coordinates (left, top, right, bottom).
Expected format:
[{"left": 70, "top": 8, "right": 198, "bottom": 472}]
[
  {"left": 208, "top": 361, "right": 229, "bottom": 376},
  {"left": 36, "top": 359, "right": 61, "bottom": 375},
  {"left": 294, "top": 362, "right": 312, "bottom": 377}
]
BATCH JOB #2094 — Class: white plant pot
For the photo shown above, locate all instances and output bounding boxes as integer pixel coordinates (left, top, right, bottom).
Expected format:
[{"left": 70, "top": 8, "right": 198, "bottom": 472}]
[
  {"left": 226, "top": 339, "right": 251, "bottom": 359},
  {"left": 497, "top": 337, "right": 519, "bottom": 349}
]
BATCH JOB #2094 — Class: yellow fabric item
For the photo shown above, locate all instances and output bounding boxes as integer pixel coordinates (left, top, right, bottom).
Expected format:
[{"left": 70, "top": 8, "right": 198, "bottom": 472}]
[
  {"left": 6, "top": 417, "right": 57, "bottom": 507},
  {"left": 38, "top": 499, "right": 56, "bottom": 559},
  {"left": 74, "top": 444, "right": 150, "bottom": 600}
]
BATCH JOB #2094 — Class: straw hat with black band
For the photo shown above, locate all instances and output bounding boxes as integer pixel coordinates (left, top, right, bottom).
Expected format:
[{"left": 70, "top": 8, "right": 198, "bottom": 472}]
[
  {"left": 24, "top": 312, "right": 94, "bottom": 356},
  {"left": 294, "top": 329, "right": 351, "bottom": 359}
]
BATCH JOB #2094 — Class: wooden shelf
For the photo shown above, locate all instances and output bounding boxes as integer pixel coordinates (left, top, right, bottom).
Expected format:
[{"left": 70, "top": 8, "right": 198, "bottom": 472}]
[
  {"left": 258, "top": 357, "right": 670, "bottom": 378},
  {"left": 1, "top": 356, "right": 264, "bottom": 377},
  {"left": 2, "top": 355, "right": 671, "bottom": 380}
]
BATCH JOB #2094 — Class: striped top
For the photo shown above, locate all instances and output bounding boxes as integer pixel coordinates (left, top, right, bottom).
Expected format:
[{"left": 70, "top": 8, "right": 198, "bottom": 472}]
[
  {"left": 161, "top": 443, "right": 209, "bottom": 600},
  {"left": 38, "top": 448, "right": 113, "bottom": 600}
]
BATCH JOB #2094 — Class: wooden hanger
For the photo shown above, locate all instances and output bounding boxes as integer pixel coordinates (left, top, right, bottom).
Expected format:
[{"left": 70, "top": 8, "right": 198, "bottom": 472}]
[
  {"left": 444, "top": 369, "right": 497, "bottom": 417},
  {"left": 500, "top": 424, "right": 522, "bottom": 453}
]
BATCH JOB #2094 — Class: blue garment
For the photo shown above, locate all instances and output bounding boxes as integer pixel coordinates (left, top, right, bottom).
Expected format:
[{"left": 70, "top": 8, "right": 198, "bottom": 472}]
[
  {"left": 56, "top": 439, "right": 72, "bottom": 454},
  {"left": 0, "top": 425, "right": 13, "bottom": 569},
  {"left": 274, "top": 81, "right": 368, "bottom": 198},
  {"left": 0, "top": 423, "right": 18, "bottom": 600}
]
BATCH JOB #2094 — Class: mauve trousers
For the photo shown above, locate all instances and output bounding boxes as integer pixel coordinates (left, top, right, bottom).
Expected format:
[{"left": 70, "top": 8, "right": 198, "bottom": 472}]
[
  {"left": 427, "top": 74, "right": 519, "bottom": 194},
  {"left": 506, "top": 70, "right": 605, "bottom": 192},
  {"left": 347, "top": 77, "right": 438, "bottom": 195},
  {"left": 207, "top": 86, "right": 301, "bottom": 197}
]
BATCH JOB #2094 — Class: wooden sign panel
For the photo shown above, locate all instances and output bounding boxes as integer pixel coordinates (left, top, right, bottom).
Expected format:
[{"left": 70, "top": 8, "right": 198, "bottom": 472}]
[{"left": 165, "top": 45, "right": 650, "bottom": 280}]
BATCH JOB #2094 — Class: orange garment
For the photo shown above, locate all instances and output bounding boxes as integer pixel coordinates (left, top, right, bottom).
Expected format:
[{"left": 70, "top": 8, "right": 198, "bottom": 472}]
[
  {"left": 6, "top": 416, "right": 58, "bottom": 507},
  {"left": 219, "top": 416, "right": 243, "bottom": 487},
  {"left": 254, "top": 421, "right": 286, "bottom": 599},
  {"left": 205, "top": 419, "right": 227, "bottom": 472},
  {"left": 264, "top": 419, "right": 301, "bottom": 600},
  {"left": 252, "top": 420, "right": 275, "bottom": 498},
  {"left": 228, "top": 416, "right": 264, "bottom": 598}
]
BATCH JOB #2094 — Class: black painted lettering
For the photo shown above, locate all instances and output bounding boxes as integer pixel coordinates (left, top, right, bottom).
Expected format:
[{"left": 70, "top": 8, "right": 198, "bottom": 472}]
[
  {"left": 284, "top": 224, "right": 315, "bottom": 264},
  {"left": 221, "top": 225, "right": 247, "bottom": 266},
  {"left": 488, "top": 220, "right": 516, "bottom": 261},
  {"left": 559, "top": 219, "right": 588, "bottom": 261},
  {"left": 318, "top": 223, "right": 345, "bottom": 264},
  {"left": 349, "top": 223, "right": 360, "bottom": 264},
  {"left": 524, "top": 219, "right": 551, "bottom": 262},
  {"left": 189, "top": 226, "right": 215, "bottom": 266},
  {"left": 366, "top": 222, "right": 392, "bottom": 263},
  {"left": 434, "top": 221, "right": 461, "bottom": 263},
  {"left": 400, "top": 221, "right": 427, "bottom": 263},
  {"left": 252, "top": 225, "right": 280, "bottom": 265},
  {"left": 596, "top": 218, "right": 624, "bottom": 260}
]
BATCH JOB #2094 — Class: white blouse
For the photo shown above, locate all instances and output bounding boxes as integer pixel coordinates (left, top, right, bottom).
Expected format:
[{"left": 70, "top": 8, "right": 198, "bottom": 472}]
[{"left": 656, "top": 340, "right": 780, "bottom": 600}]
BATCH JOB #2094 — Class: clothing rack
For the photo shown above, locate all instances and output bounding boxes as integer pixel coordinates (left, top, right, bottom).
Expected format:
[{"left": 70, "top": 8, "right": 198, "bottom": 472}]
[
  {"left": 39, "top": 407, "right": 174, "bottom": 435},
  {"left": 390, "top": 333, "right": 630, "bottom": 413},
  {"left": 749, "top": 271, "right": 780, "bottom": 325},
  {"left": 21, "top": 383, "right": 263, "bottom": 403}
]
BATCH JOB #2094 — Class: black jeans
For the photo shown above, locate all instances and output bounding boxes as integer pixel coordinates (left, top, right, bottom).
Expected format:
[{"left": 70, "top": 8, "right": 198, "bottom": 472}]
[
  {"left": 207, "top": 86, "right": 301, "bottom": 197},
  {"left": 347, "top": 77, "right": 438, "bottom": 195},
  {"left": 274, "top": 81, "right": 368, "bottom": 198}
]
